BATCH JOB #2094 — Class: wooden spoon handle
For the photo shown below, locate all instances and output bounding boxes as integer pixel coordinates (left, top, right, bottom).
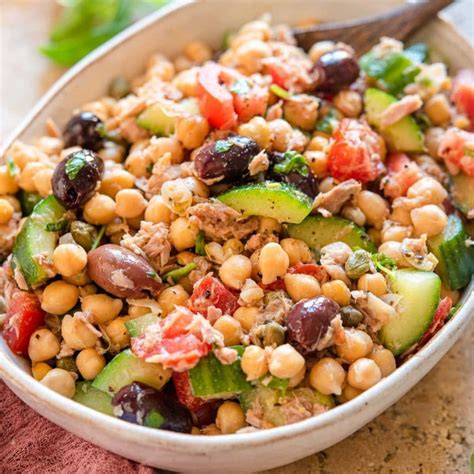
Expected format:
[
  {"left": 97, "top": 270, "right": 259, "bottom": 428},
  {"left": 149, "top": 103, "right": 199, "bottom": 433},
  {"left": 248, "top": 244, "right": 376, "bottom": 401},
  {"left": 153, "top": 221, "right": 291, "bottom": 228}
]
[{"left": 294, "top": 0, "right": 454, "bottom": 54}]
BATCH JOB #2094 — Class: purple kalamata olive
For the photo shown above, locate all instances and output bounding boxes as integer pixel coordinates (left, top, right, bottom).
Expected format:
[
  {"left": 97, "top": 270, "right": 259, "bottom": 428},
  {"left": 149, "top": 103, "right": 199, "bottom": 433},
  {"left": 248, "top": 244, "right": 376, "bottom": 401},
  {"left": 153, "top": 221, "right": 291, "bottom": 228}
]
[
  {"left": 87, "top": 244, "right": 161, "bottom": 298},
  {"left": 112, "top": 382, "right": 193, "bottom": 433},
  {"left": 313, "top": 49, "right": 360, "bottom": 93},
  {"left": 268, "top": 152, "right": 318, "bottom": 198},
  {"left": 52, "top": 150, "right": 104, "bottom": 209},
  {"left": 192, "top": 400, "right": 221, "bottom": 428},
  {"left": 63, "top": 112, "right": 104, "bottom": 151},
  {"left": 194, "top": 135, "right": 260, "bottom": 183},
  {"left": 286, "top": 296, "right": 340, "bottom": 353}
]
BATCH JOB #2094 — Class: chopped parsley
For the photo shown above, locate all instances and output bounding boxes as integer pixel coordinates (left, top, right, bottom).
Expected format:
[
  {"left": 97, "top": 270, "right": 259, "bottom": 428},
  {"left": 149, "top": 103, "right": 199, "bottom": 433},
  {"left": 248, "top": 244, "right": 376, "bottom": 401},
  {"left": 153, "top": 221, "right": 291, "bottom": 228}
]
[
  {"left": 65, "top": 152, "right": 92, "bottom": 180},
  {"left": 273, "top": 150, "right": 309, "bottom": 177},
  {"left": 372, "top": 252, "right": 397, "bottom": 273},
  {"left": 315, "top": 109, "right": 339, "bottom": 135}
]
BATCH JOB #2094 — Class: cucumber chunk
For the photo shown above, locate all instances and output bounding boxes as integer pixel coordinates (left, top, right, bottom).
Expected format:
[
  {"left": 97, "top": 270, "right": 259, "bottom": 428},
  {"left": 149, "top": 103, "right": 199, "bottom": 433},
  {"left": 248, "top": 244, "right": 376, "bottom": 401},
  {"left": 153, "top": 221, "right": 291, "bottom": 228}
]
[
  {"left": 364, "top": 88, "right": 424, "bottom": 152},
  {"left": 12, "top": 195, "right": 66, "bottom": 287},
  {"left": 450, "top": 172, "right": 474, "bottom": 217},
  {"left": 380, "top": 269, "right": 441, "bottom": 355},
  {"left": 428, "top": 214, "right": 474, "bottom": 290},
  {"left": 19, "top": 190, "right": 42, "bottom": 216},
  {"left": 125, "top": 313, "right": 159, "bottom": 337},
  {"left": 92, "top": 349, "right": 171, "bottom": 396},
  {"left": 188, "top": 345, "right": 251, "bottom": 399},
  {"left": 73, "top": 382, "right": 114, "bottom": 416},
  {"left": 217, "top": 181, "right": 313, "bottom": 224},
  {"left": 286, "top": 215, "right": 376, "bottom": 253}
]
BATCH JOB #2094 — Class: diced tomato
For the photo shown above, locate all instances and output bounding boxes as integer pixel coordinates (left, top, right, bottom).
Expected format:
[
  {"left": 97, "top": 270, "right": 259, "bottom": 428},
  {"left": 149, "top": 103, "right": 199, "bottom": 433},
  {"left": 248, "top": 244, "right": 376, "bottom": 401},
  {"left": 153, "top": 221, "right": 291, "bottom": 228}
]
[
  {"left": 189, "top": 276, "right": 238, "bottom": 317},
  {"left": 438, "top": 128, "right": 474, "bottom": 177},
  {"left": 327, "top": 119, "right": 384, "bottom": 183},
  {"left": 2, "top": 291, "right": 46, "bottom": 356},
  {"left": 197, "top": 62, "right": 237, "bottom": 130},
  {"left": 451, "top": 69, "right": 474, "bottom": 129},
  {"left": 288, "top": 263, "right": 329, "bottom": 283},
  {"left": 259, "top": 278, "right": 286, "bottom": 292},
  {"left": 172, "top": 371, "right": 207, "bottom": 411},
  {"left": 381, "top": 153, "right": 422, "bottom": 198},
  {"left": 232, "top": 82, "right": 269, "bottom": 123}
]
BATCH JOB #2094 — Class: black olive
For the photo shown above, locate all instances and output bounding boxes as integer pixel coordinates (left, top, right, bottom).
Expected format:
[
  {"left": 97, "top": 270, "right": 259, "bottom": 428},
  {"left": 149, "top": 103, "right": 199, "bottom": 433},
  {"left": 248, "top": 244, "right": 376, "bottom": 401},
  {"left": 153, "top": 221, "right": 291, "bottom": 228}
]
[
  {"left": 112, "top": 382, "right": 192, "bottom": 433},
  {"left": 52, "top": 150, "right": 104, "bottom": 209},
  {"left": 268, "top": 152, "right": 318, "bottom": 198},
  {"left": 286, "top": 296, "right": 340, "bottom": 353},
  {"left": 313, "top": 49, "right": 360, "bottom": 93},
  {"left": 63, "top": 112, "right": 104, "bottom": 151},
  {"left": 194, "top": 135, "right": 260, "bottom": 183}
]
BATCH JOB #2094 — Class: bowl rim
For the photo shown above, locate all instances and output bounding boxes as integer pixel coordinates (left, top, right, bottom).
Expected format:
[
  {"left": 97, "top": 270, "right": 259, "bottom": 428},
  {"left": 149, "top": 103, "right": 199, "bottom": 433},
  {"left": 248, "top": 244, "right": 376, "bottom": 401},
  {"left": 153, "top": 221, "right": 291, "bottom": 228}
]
[{"left": 0, "top": 0, "right": 473, "bottom": 453}]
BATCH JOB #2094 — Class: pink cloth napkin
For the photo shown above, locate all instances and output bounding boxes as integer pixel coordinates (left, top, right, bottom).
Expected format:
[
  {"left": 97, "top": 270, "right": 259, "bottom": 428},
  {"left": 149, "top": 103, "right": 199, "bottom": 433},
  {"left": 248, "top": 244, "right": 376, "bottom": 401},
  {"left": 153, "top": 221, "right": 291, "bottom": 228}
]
[{"left": 0, "top": 381, "right": 156, "bottom": 473}]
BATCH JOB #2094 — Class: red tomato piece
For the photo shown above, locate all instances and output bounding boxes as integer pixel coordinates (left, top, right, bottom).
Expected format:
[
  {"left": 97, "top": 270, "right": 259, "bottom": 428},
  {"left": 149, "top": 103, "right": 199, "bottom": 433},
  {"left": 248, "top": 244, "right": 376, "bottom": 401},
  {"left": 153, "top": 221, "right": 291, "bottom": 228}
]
[
  {"left": 258, "top": 278, "right": 286, "bottom": 292},
  {"left": 452, "top": 69, "right": 474, "bottom": 129},
  {"left": 232, "top": 83, "right": 269, "bottom": 123},
  {"left": 172, "top": 371, "right": 207, "bottom": 411},
  {"left": 197, "top": 62, "right": 237, "bottom": 130},
  {"left": 189, "top": 276, "right": 238, "bottom": 317},
  {"left": 288, "top": 263, "right": 329, "bottom": 283},
  {"left": 438, "top": 128, "right": 474, "bottom": 177},
  {"left": 327, "top": 119, "right": 384, "bottom": 183},
  {"left": 2, "top": 291, "right": 46, "bottom": 356},
  {"left": 382, "top": 153, "right": 422, "bottom": 198}
]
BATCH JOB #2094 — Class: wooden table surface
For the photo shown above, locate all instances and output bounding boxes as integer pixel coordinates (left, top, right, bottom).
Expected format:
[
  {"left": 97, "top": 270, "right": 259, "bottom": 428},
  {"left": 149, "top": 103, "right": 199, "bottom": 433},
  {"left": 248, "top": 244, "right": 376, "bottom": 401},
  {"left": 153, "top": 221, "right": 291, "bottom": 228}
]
[{"left": 0, "top": 1, "right": 473, "bottom": 473}]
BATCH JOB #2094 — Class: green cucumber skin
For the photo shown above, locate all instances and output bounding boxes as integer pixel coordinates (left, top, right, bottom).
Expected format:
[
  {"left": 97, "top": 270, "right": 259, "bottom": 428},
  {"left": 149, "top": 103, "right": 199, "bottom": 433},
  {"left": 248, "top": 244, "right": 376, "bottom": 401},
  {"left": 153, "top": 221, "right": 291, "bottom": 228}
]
[
  {"left": 364, "top": 88, "right": 424, "bottom": 152},
  {"left": 125, "top": 313, "right": 159, "bottom": 337},
  {"left": 137, "top": 103, "right": 176, "bottom": 136},
  {"left": 73, "top": 382, "right": 114, "bottom": 416},
  {"left": 450, "top": 173, "right": 474, "bottom": 217},
  {"left": 286, "top": 215, "right": 376, "bottom": 253},
  {"left": 189, "top": 345, "right": 251, "bottom": 399},
  {"left": 380, "top": 269, "right": 441, "bottom": 355},
  {"left": 92, "top": 349, "right": 171, "bottom": 395},
  {"left": 428, "top": 214, "right": 474, "bottom": 290},
  {"left": 12, "top": 195, "right": 65, "bottom": 288},
  {"left": 217, "top": 182, "right": 313, "bottom": 224}
]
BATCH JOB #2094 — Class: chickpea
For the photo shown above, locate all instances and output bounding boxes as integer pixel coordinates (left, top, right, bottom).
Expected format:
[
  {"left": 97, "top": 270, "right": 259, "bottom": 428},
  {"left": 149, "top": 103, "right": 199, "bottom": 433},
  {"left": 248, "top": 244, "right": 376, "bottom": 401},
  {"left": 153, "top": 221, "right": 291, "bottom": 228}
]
[
  {"left": 213, "top": 316, "right": 242, "bottom": 346},
  {"left": 219, "top": 255, "right": 252, "bottom": 290},
  {"left": 76, "top": 348, "right": 106, "bottom": 380},
  {"left": 319, "top": 176, "right": 337, "bottom": 193},
  {"left": 83, "top": 193, "right": 116, "bottom": 225},
  {"left": 407, "top": 177, "right": 448, "bottom": 205},
  {"left": 241, "top": 345, "right": 268, "bottom": 380},
  {"left": 125, "top": 151, "right": 150, "bottom": 178},
  {"left": 215, "top": 401, "right": 247, "bottom": 434},
  {"left": 284, "top": 273, "right": 321, "bottom": 302},
  {"left": 144, "top": 195, "right": 172, "bottom": 224},
  {"left": 151, "top": 136, "right": 183, "bottom": 165},
  {"left": 40, "top": 368, "right": 76, "bottom": 398},
  {"left": 235, "top": 39, "right": 271, "bottom": 74},
  {"left": 161, "top": 179, "right": 193, "bottom": 216},
  {"left": 333, "top": 90, "right": 362, "bottom": 118},
  {"left": 114, "top": 189, "right": 147, "bottom": 219},
  {"left": 81, "top": 294, "right": 123, "bottom": 324},
  {"left": 53, "top": 244, "right": 88, "bottom": 277},
  {"left": 347, "top": 358, "right": 382, "bottom": 391},
  {"left": 411, "top": 204, "right": 448, "bottom": 237},
  {"left": 381, "top": 223, "right": 411, "bottom": 243},
  {"left": 32, "top": 362, "right": 52, "bottom": 381},
  {"left": 269, "top": 344, "right": 305, "bottom": 379},
  {"left": 357, "top": 272, "right": 387, "bottom": 297},
  {"left": 258, "top": 216, "right": 281, "bottom": 234},
  {"left": 169, "top": 217, "right": 199, "bottom": 251},
  {"left": 173, "top": 67, "right": 199, "bottom": 97},
  {"left": 425, "top": 127, "right": 444, "bottom": 159},
  {"left": 158, "top": 285, "right": 189, "bottom": 316},
  {"left": 357, "top": 191, "right": 389, "bottom": 229},
  {"left": 105, "top": 317, "right": 130, "bottom": 348},
  {"left": 336, "top": 329, "right": 374, "bottom": 363},
  {"left": 0, "top": 198, "right": 14, "bottom": 224},
  {"left": 305, "top": 150, "right": 328, "bottom": 176},
  {"left": 223, "top": 238, "right": 244, "bottom": 256},
  {"left": 61, "top": 314, "right": 98, "bottom": 350},
  {"left": 33, "top": 168, "right": 54, "bottom": 197},
  {"left": 238, "top": 117, "right": 272, "bottom": 149},
  {"left": 322, "top": 280, "right": 351, "bottom": 306},
  {"left": 201, "top": 424, "right": 221, "bottom": 436},
  {"left": 283, "top": 95, "right": 319, "bottom": 131},
  {"left": 0, "top": 165, "right": 19, "bottom": 194},
  {"left": 177, "top": 115, "right": 209, "bottom": 149},
  {"left": 185, "top": 40, "right": 212, "bottom": 63},
  {"left": 390, "top": 206, "right": 412, "bottom": 226},
  {"left": 309, "top": 357, "right": 346, "bottom": 396},
  {"left": 307, "top": 135, "right": 329, "bottom": 152},
  {"left": 42, "top": 281, "right": 79, "bottom": 315},
  {"left": 288, "top": 366, "right": 306, "bottom": 388},
  {"left": 269, "top": 119, "right": 292, "bottom": 152},
  {"left": 239, "top": 20, "right": 271, "bottom": 41},
  {"left": 369, "top": 345, "right": 396, "bottom": 377},
  {"left": 100, "top": 169, "right": 135, "bottom": 198},
  {"left": 259, "top": 242, "right": 289, "bottom": 285},
  {"left": 128, "top": 305, "right": 151, "bottom": 319},
  {"left": 339, "top": 384, "right": 363, "bottom": 403},
  {"left": 3, "top": 195, "right": 21, "bottom": 213},
  {"left": 18, "top": 162, "right": 47, "bottom": 192},
  {"left": 341, "top": 205, "right": 366, "bottom": 227},
  {"left": 424, "top": 94, "right": 451, "bottom": 125},
  {"left": 308, "top": 40, "right": 336, "bottom": 62},
  {"left": 233, "top": 306, "right": 259, "bottom": 332},
  {"left": 280, "top": 238, "right": 312, "bottom": 266},
  {"left": 28, "top": 328, "right": 60, "bottom": 362}
]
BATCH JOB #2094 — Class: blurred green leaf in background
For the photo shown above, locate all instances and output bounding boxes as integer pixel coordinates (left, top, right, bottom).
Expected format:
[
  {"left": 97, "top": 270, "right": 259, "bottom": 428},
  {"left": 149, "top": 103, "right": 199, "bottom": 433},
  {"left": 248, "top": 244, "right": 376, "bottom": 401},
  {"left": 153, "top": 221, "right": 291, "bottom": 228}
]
[{"left": 40, "top": 0, "right": 169, "bottom": 66}]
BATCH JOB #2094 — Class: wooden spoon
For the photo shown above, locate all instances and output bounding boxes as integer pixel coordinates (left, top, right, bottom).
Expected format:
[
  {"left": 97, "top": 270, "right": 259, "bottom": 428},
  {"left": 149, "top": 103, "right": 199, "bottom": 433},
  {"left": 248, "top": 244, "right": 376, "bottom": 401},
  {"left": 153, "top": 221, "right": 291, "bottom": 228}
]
[{"left": 294, "top": 0, "right": 454, "bottom": 54}]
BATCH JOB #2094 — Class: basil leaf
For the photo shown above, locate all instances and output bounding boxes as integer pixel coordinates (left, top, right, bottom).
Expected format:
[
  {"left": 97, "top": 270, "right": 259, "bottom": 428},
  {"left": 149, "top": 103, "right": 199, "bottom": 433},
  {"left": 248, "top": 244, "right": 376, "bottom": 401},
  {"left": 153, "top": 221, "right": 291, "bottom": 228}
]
[{"left": 273, "top": 151, "right": 309, "bottom": 177}]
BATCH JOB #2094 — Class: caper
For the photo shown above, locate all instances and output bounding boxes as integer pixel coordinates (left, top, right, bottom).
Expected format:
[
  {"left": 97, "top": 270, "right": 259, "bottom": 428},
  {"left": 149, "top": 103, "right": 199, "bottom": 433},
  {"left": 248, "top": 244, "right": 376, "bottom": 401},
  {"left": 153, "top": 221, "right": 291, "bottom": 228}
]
[
  {"left": 340, "top": 306, "right": 364, "bottom": 327},
  {"left": 71, "top": 220, "right": 98, "bottom": 251},
  {"left": 56, "top": 356, "right": 78, "bottom": 374},
  {"left": 253, "top": 322, "right": 286, "bottom": 347},
  {"left": 345, "top": 249, "right": 371, "bottom": 279},
  {"left": 108, "top": 77, "right": 130, "bottom": 99}
]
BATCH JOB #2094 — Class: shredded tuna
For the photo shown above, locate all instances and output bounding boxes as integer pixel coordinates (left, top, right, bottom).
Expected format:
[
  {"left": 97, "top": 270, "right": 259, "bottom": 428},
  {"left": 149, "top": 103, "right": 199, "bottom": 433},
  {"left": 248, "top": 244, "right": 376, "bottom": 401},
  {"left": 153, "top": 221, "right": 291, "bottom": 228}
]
[
  {"left": 206, "top": 305, "right": 223, "bottom": 325},
  {"left": 248, "top": 150, "right": 270, "bottom": 176},
  {"left": 400, "top": 236, "right": 438, "bottom": 271},
  {"left": 238, "top": 278, "right": 265, "bottom": 307},
  {"left": 414, "top": 154, "right": 448, "bottom": 185},
  {"left": 187, "top": 201, "right": 259, "bottom": 241},
  {"left": 380, "top": 94, "right": 422, "bottom": 128},
  {"left": 244, "top": 233, "right": 279, "bottom": 252},
  {"left": 126, "top": 298, "right": 162, "bottom": 315},
  {"left": 313, "top": 179, "right": 361, "bottom": 215},
  {"left": 258, "top": 291, "right": 292, "bottom": 325},
  {"left": 188, "top": 257, "right": 213, "bottom": 286},
  {"left": 351, "top": 291, "right": 396, "bottom": 332},
  {"left": 213, "top": 347, "right": 238, "bottom": 365},
  {"left": 0, "top": 214, "right": 21, "bottom": 261}
]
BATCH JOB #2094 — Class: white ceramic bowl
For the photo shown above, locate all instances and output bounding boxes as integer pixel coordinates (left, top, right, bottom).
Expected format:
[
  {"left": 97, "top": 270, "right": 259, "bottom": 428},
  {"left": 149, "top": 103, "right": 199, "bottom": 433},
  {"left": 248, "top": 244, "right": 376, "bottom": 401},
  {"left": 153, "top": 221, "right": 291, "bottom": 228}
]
[{"left": 0, "top": 1, "right": 473, "bottom": 472}]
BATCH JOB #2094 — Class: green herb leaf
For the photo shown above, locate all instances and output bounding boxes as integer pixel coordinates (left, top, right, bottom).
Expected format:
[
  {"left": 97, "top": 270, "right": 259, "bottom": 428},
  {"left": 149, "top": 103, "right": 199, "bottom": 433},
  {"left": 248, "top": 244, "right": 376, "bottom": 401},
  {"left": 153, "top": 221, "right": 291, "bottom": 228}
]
[
  {"left": 46, "top": 219, "right": 69, "bottom": 232},
  {"left": 273, "top": 151, "right": 309, "bottom": 177},
  {"left": 146, "top": 270, "right": 158, "bottom": 279},
  {"left": 65, "top": 152, "right": 93, "bottom": 181},
  {"left": 195, "top": 232, "right": 206, "bottom": 256},
  {"left": 162, "top": 262, "right": 197, "bottom": 283},
  {"left": 6, "top": 157, "right": 19, "bottom": 177},
  {"left": 465, "top": 147, "right": 474, "bottom": 157},
  {"left": 215, "top": 139, "right": 234, "bottom": 153},
  {"left": 372, "top": 252, "right": 397, "bottom": 273},
  {"left": 270, "top": 84, "right": 290, "bottom": 100},
  {"left": 266, "top": 376, "right": 289, "bottom": 396},
  {"left": 230, "top": 79, "right": 251, "bottom": 96},
  {"left": 315, "top": 109, "right": 339, "bottom": 135}
]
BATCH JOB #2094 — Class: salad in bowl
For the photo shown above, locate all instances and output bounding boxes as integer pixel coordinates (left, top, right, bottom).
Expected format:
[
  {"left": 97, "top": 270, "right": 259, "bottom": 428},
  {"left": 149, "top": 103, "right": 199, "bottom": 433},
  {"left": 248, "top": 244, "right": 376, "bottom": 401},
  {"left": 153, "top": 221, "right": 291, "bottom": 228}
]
[{"left": 1, "top": 16, "right": 473, "bottom": 437}]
